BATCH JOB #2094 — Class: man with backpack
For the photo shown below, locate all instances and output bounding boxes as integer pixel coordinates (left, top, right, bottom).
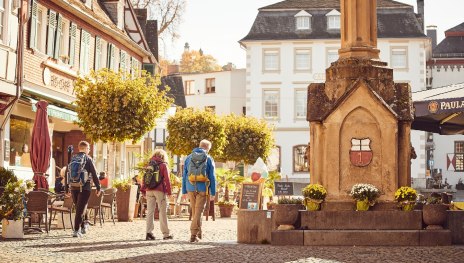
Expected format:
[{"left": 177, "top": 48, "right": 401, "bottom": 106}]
[
  {"left": 182, "top": 139, "right": 216, "bottom": 243},
  {"left": 67, "top": 141, "right": 101, "bottom": 238}
]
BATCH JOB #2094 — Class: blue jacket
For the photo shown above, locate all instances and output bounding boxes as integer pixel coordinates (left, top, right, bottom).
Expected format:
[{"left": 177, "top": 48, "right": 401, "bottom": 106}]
[{"left": 182, "top": 148, "right": 216, "bottom": 195}]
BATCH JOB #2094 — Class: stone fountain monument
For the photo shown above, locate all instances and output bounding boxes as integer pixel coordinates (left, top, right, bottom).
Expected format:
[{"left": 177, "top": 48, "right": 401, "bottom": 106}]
[{"left": 307, "top": 0, "right": 413, "bottom": 202}]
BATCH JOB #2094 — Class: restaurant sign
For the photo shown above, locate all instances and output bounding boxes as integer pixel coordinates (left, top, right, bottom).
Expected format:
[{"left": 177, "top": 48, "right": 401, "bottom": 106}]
[{"left": 415, "top": 98, "right": 464, "bottom": 117}]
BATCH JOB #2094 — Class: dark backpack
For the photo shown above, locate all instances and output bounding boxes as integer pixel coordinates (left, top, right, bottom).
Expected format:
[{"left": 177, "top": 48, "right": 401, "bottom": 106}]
[
  {"left": 143, "top": 160, "right": 163, "bottom": 189},
  {"left": 67, "top": 154, "right": 88, "bottom": 191},
  {"left": 187, "top": 151, "right": 208, "bottom": 183}
]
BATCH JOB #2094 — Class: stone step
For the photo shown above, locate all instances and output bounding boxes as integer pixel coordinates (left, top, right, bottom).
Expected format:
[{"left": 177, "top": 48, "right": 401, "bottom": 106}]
[
  {"left": 301, "top": 210, "right": 423, "bottom": 230},
  {"left": 271, "top": 230, "right": 451, "bottom": 246}
]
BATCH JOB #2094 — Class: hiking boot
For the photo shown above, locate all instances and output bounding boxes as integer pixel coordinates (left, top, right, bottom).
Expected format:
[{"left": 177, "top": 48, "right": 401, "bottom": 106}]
[
  {"left": 190, "top": 235, "right": 199, "bottom": 243},
  {"left": 163, "top": 235, "right": 174, "bottom": 240},
  {"left": 72, "top": 231, "right": 82, "bottom": 238},
  {"left": 146, "top": 233, "right": 156, "bottom": 240}
]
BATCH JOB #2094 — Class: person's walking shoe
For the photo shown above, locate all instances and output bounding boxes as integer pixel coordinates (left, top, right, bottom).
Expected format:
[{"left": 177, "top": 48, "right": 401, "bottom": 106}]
[
  {"left": 72, "top": 231, "right": 82, "bottom": 238},
  {"left": 190, "top": 235, "right": 199, "bottom": 243},
  {"left": 146, "top": 233, "right": 156, "bottom": 240},
  {"left": 163, "top": 235, "right": 174, "bottom": 240}
]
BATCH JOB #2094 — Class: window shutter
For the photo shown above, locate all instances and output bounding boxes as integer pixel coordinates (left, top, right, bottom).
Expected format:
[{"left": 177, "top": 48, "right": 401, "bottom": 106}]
[
  {"left": 29, "top": 0, "right": 38, "bottom": 49},
  {"left": 46, "top": 10, "right": 57, "bottom": 57},
  {"left": 109, "top": 44, "right": 115, "bottom": 71},
  {"left": 79, "top": 30, "right": 90, "bottom": 74},
  {"left": 120, "top": 51, "right": 126, "bottom": 72},
  {"left": 53, "top": 14, "right": 62, "bottom": 59},
  {"left": 84, "top": 31, "right": 90, "bottom": 73},
  {"left": 69, "top": 23, "right": 77, "bottom": 65},
  {"left": 95, "top": 37, "right": 101, "bottom": 70}
]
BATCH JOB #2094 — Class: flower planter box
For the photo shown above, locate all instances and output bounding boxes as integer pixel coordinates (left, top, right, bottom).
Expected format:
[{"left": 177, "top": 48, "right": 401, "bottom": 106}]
[
  {"left": 116, "top": 185, "right": 138, "bottom": 222},
  {"left": 2, "top": 219, "right": 24, "bottom": 239}
]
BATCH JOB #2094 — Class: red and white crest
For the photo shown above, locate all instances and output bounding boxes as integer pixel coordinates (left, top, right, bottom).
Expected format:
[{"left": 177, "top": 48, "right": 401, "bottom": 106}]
[{"left": 350, "top": 138, "right": 372, "bottom": 167}]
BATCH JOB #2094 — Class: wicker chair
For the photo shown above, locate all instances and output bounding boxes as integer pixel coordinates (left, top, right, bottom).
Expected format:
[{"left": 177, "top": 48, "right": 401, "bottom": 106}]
[
  {"left": 101, "top": 188, "right": 117, "bottom": 225},
  {"left": 25, "top": 191, "right": 52, "bottom": 233},
  {"left": 87, "top": 189, "right": 104, "bottom": 226},
  {"left": 48, "top": 195, "right": 74, "bottom": 230}
]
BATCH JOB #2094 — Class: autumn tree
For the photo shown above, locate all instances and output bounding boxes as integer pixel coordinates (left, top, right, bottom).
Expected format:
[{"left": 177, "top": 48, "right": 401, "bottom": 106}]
[
  {"left": 180, "top": 49, "right": 222, "bottom": 73},
  {"left": 131, "top": 0, "right": 185, "bottom": 41},
  {"left": 166, "top": 108, "right": 226, "bottom": 157},
  {"left": 219, "top": 114, "right": 275, "bottom": 165},
  {"left": 74, "top": 69, "right": 173, "bottom": 142}
]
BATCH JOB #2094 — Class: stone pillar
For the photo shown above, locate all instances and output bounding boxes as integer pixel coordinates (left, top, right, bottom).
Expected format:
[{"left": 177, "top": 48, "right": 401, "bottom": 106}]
[{"left": 339, "top": 0, "right": 379, "bottom": 59}]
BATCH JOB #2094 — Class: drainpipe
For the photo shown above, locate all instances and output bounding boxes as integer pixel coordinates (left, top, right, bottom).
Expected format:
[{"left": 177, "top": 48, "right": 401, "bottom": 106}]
[{"left": 0, "top": 0, "right": 27, "bottom": 133}]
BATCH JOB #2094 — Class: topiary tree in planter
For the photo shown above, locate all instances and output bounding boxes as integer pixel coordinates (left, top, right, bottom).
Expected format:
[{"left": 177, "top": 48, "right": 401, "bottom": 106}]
[{"left": 166, "top": 108, "right": 226, "bottom": 158}]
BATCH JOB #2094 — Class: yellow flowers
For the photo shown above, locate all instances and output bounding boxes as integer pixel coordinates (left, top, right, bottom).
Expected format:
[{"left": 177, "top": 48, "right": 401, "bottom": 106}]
[
  {"left": 302, "top": 183, "right": 327, "bottom": 200},
  {"left": 394, "top": 186, "right": 417, "bottom": 202}
]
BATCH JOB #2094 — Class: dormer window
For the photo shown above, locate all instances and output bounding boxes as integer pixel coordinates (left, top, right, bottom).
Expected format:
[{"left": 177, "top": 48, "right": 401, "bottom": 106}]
[
  {"left": 295, "top": 10, "right": 311, "bottom": 30},
  {"left": 326, "top": 9, "right": 341, "bottom": 30}
]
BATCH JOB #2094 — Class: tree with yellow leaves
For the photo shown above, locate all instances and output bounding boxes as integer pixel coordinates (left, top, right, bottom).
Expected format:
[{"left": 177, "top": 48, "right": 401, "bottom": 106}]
[{"left": 180, "top": 49, "right": 222, "bottom": 73}]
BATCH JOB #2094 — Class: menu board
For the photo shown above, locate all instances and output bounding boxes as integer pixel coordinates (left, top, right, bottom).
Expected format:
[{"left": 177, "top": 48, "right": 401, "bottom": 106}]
[
  {"left": 239, "top": 183, "right": 262, "bottom": 210},
  {"left": 274, "top": 182, "right": 294, "bottom": 196}
]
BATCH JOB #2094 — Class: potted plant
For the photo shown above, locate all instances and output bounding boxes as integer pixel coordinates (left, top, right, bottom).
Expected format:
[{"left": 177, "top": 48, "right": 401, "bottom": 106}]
[
  {"left": 262, "top": 171, "right": 281, "bottom": 210},
  {"left": 274, "top": 197, "right": 304, "bottom": 230},
  {"left": 302, "top": 183, "right": 327, "bottom": 211},
  {"left": 113, "top": 178, "right": 138, "bottom": 222},
  {"left": 0, "top": 179, "right": 35, "bottom": 238},
  {"left": 0, "top": 167, "right": 17, "bottom": 197},
  {"left": 423, "top": 192, "right": 449, "bottom": 230},
  {"left": 216, "top": 200, "right": 236, "bottom": 218},
  {"left": 349, "top": 183, "right": 380, "bottom": 211},
  {"left": 394, "top": 186, "right": 417, "bottom": 211}
]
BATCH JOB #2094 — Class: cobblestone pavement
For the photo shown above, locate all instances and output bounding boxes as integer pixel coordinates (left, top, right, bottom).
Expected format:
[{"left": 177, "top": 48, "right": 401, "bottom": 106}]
[{"left": 1, "top": 217, "right": 464, "bottom": 263}]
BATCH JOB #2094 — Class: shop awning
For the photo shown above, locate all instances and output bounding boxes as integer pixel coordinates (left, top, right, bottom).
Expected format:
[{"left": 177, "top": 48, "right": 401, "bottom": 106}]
[
  {"left": 412, "top": 83, "right": 464, "bottom": 135},
  {"left": 30, "top": 98, "right": 78, "bottom": 122}
]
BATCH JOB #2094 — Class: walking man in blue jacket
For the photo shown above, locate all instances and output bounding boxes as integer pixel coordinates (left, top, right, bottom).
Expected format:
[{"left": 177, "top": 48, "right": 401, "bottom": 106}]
[{"left": 182, "top": 139, "right": 216, "bottom": 242}]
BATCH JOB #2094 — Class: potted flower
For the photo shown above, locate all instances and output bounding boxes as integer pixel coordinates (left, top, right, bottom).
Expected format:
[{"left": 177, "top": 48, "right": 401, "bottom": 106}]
[
  {"left": 302, "top": 183, "right": 327, "bottom": 211},
  {"left": 0, "top": 167, "right": 17, "bottom": 197},
  {"left": 216, "top": 199, "right": 236, "bottom": 218},
  {"left": 423, "top": 192, "right": 449, "bottom": 229},
  {"left": 0, "top": 179, "right": 35, "bottom": 238},
  {"left": 274, "top": 197, "right": 304, "bottom": 230},
  {"left": 113, "top": 178, "right": 138, "bottom": 222},
  {"left": 349, "top": 183, "right": 380, "bottom": 211},
  {"left": 394, "top": 186, "right": 417, "bottom": 211}
]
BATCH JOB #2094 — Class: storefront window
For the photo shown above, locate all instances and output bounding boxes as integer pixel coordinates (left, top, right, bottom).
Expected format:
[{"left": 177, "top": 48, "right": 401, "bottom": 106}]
[{"left": 9, "top": 116, "right": 33, "bottom": 167}]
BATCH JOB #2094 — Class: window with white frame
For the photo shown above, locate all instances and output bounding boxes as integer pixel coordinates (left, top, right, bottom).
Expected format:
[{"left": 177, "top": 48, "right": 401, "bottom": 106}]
[
  {"left": 455, "top": 141, "right": 464, "bottom": 172},
  {"left": 79, "top": 29, "right": 91, "bottom": 75},
  {"left": 294, "top": 10, "right": 311, "bottom": 30},
  {"left": 184, "top": 80, "right": 195, "bottom": 95},
  {"left": 263, "top": 90, "right": 279, "bottom": 119},
  {"left": 326, "top": 9, "right": 341, "bottom": 30},
  {"left": 295, "top": 89, "right": 307, "bottom": 119},
  {"left": 391, "top": 47, "right": 408, "bottom": 69},
  {"left": 0, "top": 0, "right": 5, "bottom": 43},
  {"left": 293, "top": 145, "right": 309, "bottom": 172},
  {"left": 263, "top": 49, "right": 279, "bottom": 72},
  {"left": 326, "top": 48, "right": 338, "bottom": 67},
  {"left": 295, "top": 49, "right": 311, "bottom": 71},
  {"left": 205, "top": 78, "right": 215, "bottom": 93}
]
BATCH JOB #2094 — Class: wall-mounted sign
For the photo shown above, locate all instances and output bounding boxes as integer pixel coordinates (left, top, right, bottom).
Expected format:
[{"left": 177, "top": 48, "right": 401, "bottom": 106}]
[{"left": 350, "top": 138, "right": 372, "bottom": 167}]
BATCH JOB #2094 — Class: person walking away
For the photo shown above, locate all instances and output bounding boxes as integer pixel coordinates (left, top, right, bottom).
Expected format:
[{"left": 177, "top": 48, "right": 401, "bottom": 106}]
[
  {"left": 141, "top": 149, "right": 173, "bottom": 240},
  {"left": 182, "top": 139, "right": 216, "bottom": 243},
  {"left": 66, "top": 141, "right": 101, "bottom": 237}
]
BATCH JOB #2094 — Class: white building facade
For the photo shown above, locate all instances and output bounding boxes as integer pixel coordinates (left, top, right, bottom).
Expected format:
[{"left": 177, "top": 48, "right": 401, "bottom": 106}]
[
  {"left": 181, "top": 69, "right": 246, "bottom": 116},
  {"left": 240, "top": 0, "right": 430, "bottom": 182}
]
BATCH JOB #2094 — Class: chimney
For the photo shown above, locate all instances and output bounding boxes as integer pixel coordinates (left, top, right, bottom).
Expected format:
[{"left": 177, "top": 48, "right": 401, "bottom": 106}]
[
  {"left": 134, "top": 8, "right": 147, "bottom": 35},
  {"left": 146, "top": 20, "right": 158, "bottom": 61},
  {"left": 168, "top": 64, "right": 180, "bottom": 75},
  {"left": 417, "top": 0, "right": 424, "bottom": 33},
  {"left": 101, "top": 0, "right": 125, "bottom": 30},
  {"left": 427, "top": 25, "right": 437, "bottom": 50}
]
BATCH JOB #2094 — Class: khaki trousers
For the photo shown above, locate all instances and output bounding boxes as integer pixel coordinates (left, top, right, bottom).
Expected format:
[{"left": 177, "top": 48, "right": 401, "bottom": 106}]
[
  {"left": 146, "top": 190, "right": 170, "bottom": 237},
  {"left": 188, "top": 191, "right": 207, "bottom": 236}
]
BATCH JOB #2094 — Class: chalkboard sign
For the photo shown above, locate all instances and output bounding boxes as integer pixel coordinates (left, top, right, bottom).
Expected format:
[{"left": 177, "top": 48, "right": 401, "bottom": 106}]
[
  {"left": 275, "top": 182, "right": 294, "bottom": 196},
  {"left": 239, "top": 183, "right": 263, "bottom": 210}
]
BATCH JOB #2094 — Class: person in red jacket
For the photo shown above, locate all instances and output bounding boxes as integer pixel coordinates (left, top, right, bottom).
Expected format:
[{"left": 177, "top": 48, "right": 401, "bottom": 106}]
[{"left": 141, "top": 149, "right": 173, "bottom": 240}]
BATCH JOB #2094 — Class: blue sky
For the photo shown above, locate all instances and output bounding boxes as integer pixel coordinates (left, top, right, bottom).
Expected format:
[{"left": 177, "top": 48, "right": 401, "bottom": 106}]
[{"left": 164, "top": 0, "right": 464, "bottom": 68}]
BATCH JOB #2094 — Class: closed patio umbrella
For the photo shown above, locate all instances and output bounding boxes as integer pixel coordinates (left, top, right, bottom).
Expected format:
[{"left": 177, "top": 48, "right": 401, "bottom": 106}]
[{"left": 30, "top": 100, "right": 51, "bottom": 190}]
